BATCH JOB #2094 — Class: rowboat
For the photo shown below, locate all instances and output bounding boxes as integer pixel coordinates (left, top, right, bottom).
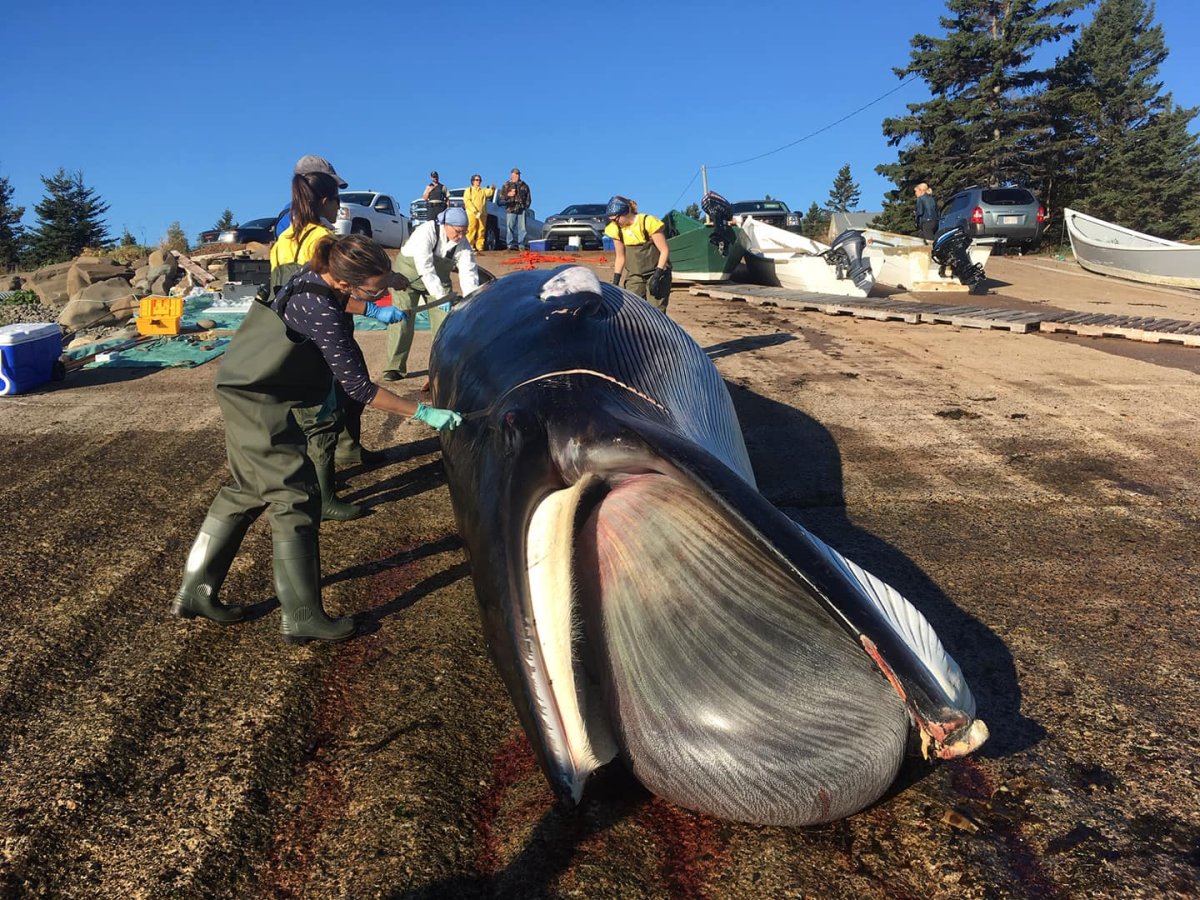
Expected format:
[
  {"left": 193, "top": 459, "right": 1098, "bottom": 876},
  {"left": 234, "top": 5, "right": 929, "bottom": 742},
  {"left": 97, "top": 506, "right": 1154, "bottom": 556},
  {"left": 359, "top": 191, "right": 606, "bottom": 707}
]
[
  {"left": 739, "top": 216, "right": 875, "bottom": 297},
  {"left": 862, "top": 228, "right": 991, "bottom": 292},
  {"left": 662, "top": 210, "right": 744, "bottom": 282},
  {"left": 1064, "top": 208, "right": 1200, "bottom": 289}
]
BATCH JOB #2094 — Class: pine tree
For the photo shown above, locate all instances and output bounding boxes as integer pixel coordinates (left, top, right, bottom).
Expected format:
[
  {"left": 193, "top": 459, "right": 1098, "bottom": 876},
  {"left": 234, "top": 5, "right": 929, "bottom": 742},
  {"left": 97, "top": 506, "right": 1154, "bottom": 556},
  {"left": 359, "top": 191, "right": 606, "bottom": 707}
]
[
  {"left": 214, "top": 209, "right": 236, "bottom": 231},
  {"left": 684, "top": 202, "right": 700, "bottom": 220},
  {"left": 120, "top": 228, "right": 138, "bottom": 247},
  {"left": 802, "top": 202, "right": 831, "bottom": 239},
  {"left": 25, "top": 169, "right": 111, "bottom": 265},
  {"left": 162, "top": 221, "right": 189, "bottom": 254},
  {"left": 874, "top": 0, "right": 1088, "bottom": 233},
  {"left": 827, "top": 165, "right": 861, "bottom": 212},
  {"left": 1051, "top": 0, "right": 1200, "bottom": 239},
  {"left": 0, "top": 176, "right": 25, "bottom": 272}
]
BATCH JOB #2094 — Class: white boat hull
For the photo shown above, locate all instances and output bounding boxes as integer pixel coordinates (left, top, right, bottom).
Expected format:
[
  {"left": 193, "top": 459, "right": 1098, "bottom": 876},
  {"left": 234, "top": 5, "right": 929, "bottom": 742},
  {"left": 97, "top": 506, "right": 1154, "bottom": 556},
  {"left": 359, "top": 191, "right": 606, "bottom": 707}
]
[
  {"left": 1065, "top": 208, "right": 1200, "bottom": 290},
  {"left": 862, "top": 229, "right": 991, "bottom": 291},
  {"left": 739, "top": 217, "right": 874, "bottom": 298}
]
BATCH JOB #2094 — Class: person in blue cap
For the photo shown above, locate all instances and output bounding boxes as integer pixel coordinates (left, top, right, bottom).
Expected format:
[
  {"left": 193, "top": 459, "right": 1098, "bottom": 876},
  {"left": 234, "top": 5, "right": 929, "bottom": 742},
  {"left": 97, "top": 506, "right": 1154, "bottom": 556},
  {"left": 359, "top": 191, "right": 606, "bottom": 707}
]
[
  {"left": 605, "top": 195, "right": 672, "bottom": 311},
  {"left": 382, "top": 205, "right": 481, "bottom": 383}
]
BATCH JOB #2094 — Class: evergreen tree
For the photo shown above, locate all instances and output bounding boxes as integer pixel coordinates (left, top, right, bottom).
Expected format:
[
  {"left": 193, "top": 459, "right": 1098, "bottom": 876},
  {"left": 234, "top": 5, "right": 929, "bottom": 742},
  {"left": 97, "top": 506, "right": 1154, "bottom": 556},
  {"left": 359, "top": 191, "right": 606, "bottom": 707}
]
[
  {"left": 802, "top": 202, "right": 831, "bottom": 239},
  {"left": 25, "top": 169, "right": 111, "bottom": 265},
  {"left": 162, "top": 221, "right": 189, "bottom": 254},
  {"left": 120, "top": 227, "right": 138, "bottom": 247},
  {"left": 1050, "top": 0, "right": 1200, "bottom": 239},
  {"left": 827, "top": 164, "right": 861, "bottom": 212},
  {"left": 684, "top": 202, "right": 700, "bottom": 219},
  {"left": 875, "top": 0, "right": 1088, "bottom": 233},
  {"left": 0, "top": 176, "right": 25, "bottom": 272},
  {"left": 214, "top": 209, "right": 236, "bottom": 231}
]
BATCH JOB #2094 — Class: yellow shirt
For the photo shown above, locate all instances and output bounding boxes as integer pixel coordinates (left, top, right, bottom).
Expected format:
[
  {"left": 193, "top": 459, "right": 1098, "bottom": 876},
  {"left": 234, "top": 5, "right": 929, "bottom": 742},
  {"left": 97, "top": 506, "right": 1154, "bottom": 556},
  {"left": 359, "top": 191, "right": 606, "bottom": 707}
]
[
  {"left": 270, "top": 222, "right": 333, "bottom": 271},
  {"left": 463, "top": 185, "right": 495, "bottom": 217},
  {"left": 604, "top": 213, "right": 664, "bottom": 246}
]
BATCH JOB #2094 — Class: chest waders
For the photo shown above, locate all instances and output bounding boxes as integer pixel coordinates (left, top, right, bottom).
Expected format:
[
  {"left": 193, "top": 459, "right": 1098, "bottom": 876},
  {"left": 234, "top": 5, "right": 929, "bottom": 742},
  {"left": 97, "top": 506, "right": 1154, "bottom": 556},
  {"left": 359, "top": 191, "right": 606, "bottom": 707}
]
[
  {"left": 274, "top": 239, "right": 368, "bottom": 517},
  {"left": 621, "top": 216, "right": 666, "bottom": 310},
  {"left": 383, "top": 247, "right": 457, "bottom": 377},
  {"left": 171, "top": 281, "right": 356, "bottom": 642}
]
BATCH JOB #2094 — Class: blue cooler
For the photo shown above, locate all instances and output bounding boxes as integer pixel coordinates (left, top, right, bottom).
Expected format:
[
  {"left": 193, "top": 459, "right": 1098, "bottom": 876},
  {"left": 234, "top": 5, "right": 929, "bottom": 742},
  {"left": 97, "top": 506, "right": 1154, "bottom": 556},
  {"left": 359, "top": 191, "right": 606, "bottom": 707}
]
[
  {"left": 0, "top": 322, "right": 62, "bottom": 396},
  {"left": 602, "top": 235, "right": 615, "bottom": 251}
]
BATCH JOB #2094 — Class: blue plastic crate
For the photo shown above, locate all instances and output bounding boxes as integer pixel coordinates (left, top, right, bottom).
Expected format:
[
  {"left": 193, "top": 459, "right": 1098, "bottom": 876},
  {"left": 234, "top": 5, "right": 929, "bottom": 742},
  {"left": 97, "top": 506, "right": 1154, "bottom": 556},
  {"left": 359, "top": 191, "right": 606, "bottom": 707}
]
[
  {"left": 528, "top": 239, "right": 548, "bottom": 252},
  {"left": 602, "top": 235, "right": 615, "bottom": 251}
]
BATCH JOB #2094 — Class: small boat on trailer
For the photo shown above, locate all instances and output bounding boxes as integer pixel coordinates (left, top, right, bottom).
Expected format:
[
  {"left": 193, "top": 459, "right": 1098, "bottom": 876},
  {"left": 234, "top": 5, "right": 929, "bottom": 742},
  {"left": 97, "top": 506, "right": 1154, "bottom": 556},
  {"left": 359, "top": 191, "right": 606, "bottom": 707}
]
[
  {"left": 1064, "top": 208, "right": 1200, "bottom": 290},
  {"left": 739, "top": 216, "right": 875, "bottom": 298}
]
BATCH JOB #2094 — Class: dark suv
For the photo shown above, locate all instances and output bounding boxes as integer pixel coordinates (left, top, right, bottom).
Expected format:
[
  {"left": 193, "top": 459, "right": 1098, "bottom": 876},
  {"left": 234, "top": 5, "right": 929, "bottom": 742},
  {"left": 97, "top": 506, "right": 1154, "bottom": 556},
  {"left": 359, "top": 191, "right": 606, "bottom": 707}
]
[{"left": 936, "top": 186, "right": 1044, "bottom": 252}]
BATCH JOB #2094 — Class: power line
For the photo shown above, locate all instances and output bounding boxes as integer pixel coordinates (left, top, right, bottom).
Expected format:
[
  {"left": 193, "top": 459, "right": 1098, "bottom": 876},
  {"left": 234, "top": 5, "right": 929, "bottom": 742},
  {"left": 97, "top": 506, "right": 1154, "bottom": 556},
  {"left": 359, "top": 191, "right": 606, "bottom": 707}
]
[
  {"left": 668, "top": 168, "right": 701, "bottom": 212},
  {"left": 709, "top": 75, "right": 921, "bottom": 170}
]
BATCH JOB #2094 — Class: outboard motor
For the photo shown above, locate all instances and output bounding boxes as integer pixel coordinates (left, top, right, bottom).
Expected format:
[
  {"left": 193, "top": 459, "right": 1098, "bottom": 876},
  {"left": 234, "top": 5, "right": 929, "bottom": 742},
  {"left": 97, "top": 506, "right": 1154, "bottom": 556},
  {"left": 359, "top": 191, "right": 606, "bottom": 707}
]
[
  {"left": 701, "top": 191, "right": 738, "bottom": 257},
  {"left": 931, "top": 226, "right": 987, "bottom": 294},
  {"left": 824, "top": 229, "right": 874, "bottom": 292}
]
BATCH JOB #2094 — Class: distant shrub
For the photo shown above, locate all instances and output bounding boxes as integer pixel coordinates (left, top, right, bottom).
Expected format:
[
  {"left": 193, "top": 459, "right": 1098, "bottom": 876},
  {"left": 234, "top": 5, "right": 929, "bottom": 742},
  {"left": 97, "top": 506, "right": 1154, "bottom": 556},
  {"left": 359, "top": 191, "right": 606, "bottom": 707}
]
[{"left": 1, "top": 289, "right": 41, "bottom": 305}]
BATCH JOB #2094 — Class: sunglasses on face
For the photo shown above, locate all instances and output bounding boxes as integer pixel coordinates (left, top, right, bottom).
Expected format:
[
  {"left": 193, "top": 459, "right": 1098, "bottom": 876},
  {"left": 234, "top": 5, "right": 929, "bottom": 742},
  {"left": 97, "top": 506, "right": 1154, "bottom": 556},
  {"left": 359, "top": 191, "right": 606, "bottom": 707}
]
[{"left": 350, "top": 285, "right": 390, "bottom": 302}]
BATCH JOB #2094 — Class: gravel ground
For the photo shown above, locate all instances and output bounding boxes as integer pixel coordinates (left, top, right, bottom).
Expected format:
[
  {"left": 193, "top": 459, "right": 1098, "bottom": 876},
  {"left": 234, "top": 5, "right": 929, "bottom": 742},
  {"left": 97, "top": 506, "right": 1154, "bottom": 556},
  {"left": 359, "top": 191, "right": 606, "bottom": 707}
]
[{"left": 1, "top": 253, "right": 1198, "bottom": 898}]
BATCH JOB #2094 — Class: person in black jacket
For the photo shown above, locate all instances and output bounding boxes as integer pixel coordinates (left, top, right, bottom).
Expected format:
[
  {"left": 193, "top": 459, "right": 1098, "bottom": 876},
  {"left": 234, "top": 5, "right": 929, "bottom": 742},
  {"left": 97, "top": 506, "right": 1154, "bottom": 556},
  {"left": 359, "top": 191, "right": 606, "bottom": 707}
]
[
  {"left": 915, "top": 182, "right": 939, "bottom": 243},
  {"left": 424, "top": 171, "right": 449, "bottom": 222}
]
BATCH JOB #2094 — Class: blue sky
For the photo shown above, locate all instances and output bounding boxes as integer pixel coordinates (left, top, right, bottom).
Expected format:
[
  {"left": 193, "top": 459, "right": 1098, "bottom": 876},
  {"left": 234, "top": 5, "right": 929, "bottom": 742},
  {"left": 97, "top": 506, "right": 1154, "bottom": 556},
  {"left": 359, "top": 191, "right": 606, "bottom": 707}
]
[{"left": 3, "top": 0, "right": 1197, "bottom": 246}]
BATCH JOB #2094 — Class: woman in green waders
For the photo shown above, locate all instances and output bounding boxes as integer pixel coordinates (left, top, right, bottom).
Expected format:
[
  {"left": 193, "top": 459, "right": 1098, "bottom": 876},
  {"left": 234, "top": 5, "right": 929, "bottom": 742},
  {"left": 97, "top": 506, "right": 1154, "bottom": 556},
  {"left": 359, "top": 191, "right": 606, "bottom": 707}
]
[
  {"left": 172, "top": 235, "right": 462, "bottom": 644},
  {"left": 604, "top": 195, "right": 672, "bottom": 311}
]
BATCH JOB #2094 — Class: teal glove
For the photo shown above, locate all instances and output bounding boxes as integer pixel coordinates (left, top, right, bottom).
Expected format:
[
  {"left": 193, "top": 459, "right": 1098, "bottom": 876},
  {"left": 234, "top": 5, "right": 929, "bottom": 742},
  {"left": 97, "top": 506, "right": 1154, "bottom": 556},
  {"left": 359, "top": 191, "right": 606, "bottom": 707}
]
[
  {"left": 412, "top": 402, "right": 463, "bottom": 432},
  {"left": 364, "top": 301, "right": 407, "bottom": 325},
  {"left": 437, "top": 302, "right": 452, "bottom": 313}
]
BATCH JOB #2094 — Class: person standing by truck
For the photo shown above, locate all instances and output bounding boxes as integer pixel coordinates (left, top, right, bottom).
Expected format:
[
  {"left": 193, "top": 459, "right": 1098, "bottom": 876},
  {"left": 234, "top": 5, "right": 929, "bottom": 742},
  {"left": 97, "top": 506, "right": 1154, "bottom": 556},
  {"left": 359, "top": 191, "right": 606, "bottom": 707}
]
[
  {"left": 463, "top": 174, "right": 495, "bottom": 252},
  {"left": 499, "top": 167, "right": 532, "bottom": 250},
  {"left": 424, "top": 171, "right": 449, "bottom": 222}
]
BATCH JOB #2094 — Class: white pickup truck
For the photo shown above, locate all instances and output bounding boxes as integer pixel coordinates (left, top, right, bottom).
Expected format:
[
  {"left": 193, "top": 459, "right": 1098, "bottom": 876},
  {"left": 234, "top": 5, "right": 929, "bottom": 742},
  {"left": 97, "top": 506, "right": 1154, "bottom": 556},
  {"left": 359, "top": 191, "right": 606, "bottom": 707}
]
[{"left": 332, "top": 191, "right": 411, "bottom": 248}]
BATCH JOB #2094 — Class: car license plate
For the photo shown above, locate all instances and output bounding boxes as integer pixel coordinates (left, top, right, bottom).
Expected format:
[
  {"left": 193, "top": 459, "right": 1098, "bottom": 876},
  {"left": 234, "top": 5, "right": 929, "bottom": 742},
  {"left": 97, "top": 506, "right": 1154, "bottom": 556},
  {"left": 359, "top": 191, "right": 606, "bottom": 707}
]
[{"left": 1001, "top": 215, "right": 1019, "bottom": 224}]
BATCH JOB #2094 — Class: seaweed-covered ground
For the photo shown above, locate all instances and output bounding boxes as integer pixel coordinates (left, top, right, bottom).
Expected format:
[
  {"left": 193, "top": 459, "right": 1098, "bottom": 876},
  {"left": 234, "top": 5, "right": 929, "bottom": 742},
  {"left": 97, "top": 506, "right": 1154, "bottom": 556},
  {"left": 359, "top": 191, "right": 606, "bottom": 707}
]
[{"left": 1, "top": 255, "right": 1197, "bottom": 898}]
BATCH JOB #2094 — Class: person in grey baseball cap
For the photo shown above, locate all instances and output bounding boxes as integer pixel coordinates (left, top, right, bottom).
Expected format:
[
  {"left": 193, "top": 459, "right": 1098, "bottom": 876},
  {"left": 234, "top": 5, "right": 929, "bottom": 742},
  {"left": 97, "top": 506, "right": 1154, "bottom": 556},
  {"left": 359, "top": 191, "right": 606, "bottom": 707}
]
[{"left": 294, "top": 155, "right": 348, "bottom": 189}]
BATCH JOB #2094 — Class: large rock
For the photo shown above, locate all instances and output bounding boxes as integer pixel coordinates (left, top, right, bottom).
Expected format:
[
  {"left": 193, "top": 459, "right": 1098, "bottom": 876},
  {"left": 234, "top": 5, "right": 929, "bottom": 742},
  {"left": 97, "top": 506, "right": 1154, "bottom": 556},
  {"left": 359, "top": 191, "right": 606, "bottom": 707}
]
[
  {"left": 147, "top": 249, "right": 179, "bottom": 275},
  {"left": 77, "top": 277, "right": 135, "bottom": 303},
  {"left": 67, "top": 258, "right": 134, "bottom": 299},
  {"left": 26, "top": 262, "right": 73, "bottom": 305},
  {"left": 59, "top": 299, "right": 115, "bottom": 330},
  {"left": 108, "top": 295, "right": 140, "bottom": 323}
]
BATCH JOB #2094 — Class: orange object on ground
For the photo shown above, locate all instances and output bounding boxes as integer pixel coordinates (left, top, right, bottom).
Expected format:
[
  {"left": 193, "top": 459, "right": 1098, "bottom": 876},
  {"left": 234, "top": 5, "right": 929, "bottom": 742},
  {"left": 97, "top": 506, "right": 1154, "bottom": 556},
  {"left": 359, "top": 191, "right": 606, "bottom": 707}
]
[
  {"left": 136, "top": 296, "right": 184, "bottom": 335},
  {"left": 501, "top": 250, "right": 609, "bottom": 270}
]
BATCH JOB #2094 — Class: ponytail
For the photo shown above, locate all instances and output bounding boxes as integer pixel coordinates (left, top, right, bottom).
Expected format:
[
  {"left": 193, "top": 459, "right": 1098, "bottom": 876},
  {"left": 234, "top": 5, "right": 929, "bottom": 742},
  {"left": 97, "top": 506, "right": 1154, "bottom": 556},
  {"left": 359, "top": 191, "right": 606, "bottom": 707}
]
[{"left": 291, "top": 171, "right": 340, "bottom": 233}]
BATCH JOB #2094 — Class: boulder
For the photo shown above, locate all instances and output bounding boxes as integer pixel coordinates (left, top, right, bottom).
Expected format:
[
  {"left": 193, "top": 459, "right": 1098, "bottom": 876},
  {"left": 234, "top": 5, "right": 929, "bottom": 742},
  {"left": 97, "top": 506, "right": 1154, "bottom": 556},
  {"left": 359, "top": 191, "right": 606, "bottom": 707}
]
[
  {"left": 195, "top": 318, "right": 218, "bottom": 330},
  {"left": 67, "top": 258, "right": 134, "bottom": 299},
  {"left": 108, "top": 295, "right": 141, "bottom": 323},
  {"left": 147, "top": 249, "right": 179, "bottom": 275},
  {"left": 29, "top": 272, "right": 71, "bottom": 306},
  {"left": 59, "top": 299, "right": 115, "bottom": 330},
  {"left": 77, "top": 278, "right": 135, "bottom": 303},
  {"left": 66, "top": 333, "right": 101, "bottom": 350}
]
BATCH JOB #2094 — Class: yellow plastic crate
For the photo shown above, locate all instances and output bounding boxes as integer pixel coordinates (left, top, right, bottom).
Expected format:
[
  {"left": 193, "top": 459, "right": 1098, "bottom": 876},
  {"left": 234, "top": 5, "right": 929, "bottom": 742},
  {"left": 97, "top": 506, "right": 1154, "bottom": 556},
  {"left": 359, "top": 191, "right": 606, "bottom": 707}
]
[{"left": 137, "top": 296, "right": 184, "bottom": 335}]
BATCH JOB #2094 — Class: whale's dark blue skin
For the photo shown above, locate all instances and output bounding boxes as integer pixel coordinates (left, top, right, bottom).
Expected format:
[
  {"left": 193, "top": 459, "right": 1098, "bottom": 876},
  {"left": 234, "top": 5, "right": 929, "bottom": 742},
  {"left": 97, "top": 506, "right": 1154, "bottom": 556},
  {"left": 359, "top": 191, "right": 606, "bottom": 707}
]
[{"left": 429, "top": 266, "right": 987, "bottom": 826}]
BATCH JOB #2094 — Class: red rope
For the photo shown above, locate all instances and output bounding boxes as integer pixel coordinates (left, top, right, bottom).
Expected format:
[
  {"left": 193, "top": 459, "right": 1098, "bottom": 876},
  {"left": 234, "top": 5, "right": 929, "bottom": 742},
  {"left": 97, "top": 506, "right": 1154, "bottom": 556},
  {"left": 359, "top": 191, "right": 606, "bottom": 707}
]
[{"left": 501, "top": 250, "right": 609, "bottom": 270}]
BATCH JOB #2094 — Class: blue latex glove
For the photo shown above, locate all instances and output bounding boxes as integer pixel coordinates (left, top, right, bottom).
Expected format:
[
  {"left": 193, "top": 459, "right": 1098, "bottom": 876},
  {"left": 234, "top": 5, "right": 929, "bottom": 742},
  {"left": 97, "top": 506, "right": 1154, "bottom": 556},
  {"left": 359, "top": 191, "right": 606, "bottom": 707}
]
[
  {"left": 436, "top": 301, "right": 452, "bottom": 313},
  {"left": 364, "top": 301, "right": 407, "bottom": 325},
  {"left": 412, "top": 402, "right": 463, "bottom": 432}
]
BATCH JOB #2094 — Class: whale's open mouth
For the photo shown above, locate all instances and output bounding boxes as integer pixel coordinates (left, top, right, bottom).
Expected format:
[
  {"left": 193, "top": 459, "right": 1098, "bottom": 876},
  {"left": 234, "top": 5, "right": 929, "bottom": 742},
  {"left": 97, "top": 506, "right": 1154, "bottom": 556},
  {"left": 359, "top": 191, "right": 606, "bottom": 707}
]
[{"left": 521, "top": 461, "right": 922, "bottom": 825}]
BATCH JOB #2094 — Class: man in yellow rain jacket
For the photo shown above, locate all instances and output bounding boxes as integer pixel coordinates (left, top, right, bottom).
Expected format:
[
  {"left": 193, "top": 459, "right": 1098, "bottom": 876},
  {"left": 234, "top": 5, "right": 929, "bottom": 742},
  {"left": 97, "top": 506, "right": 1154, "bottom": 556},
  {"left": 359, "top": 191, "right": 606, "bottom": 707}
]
[{"left": 462, "top": 174, "right": 495, "bottom": 252}]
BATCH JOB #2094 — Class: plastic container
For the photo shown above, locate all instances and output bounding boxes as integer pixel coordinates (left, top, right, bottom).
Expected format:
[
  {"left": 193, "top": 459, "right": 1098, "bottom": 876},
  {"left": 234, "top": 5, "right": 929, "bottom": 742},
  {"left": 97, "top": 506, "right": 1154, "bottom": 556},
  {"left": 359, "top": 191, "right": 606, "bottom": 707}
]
[
  {"left": 137, "top": 296, "right": 184, "bottom": 335},
  {"left": 227, "top": 258, "right": 271, "bottom": 286},
  {"left": 0, "top": 322, "right": 62, "bottom": 396},
  {"left": 602, "top": 235, "right": 616, "bottom": 251},
  {"left": 528, "top": 239, "right": 548, "bottom": 252}
]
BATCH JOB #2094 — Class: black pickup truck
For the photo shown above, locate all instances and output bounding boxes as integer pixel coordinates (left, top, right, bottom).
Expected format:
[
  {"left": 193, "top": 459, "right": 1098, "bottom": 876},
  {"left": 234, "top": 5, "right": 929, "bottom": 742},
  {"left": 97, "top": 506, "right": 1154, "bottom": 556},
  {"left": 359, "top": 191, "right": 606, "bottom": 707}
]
[{"left": 730, "top": 199, "right": 804, "bottom": 233}]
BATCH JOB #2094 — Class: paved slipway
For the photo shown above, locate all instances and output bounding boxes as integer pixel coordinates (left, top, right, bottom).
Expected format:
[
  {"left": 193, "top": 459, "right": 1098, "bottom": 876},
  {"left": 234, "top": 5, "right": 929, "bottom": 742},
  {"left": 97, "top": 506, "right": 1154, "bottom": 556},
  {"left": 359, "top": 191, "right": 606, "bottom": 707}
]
[{"left": 1, "top": 254, "right": 1198, "bottom": 898}]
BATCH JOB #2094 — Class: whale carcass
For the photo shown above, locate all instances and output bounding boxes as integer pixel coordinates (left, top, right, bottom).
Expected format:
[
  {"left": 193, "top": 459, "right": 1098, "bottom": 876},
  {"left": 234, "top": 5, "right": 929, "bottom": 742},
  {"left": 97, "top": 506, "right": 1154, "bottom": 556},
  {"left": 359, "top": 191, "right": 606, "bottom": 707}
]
[{"left": 428, "top": 266, "right": 987, "bottom": 826}]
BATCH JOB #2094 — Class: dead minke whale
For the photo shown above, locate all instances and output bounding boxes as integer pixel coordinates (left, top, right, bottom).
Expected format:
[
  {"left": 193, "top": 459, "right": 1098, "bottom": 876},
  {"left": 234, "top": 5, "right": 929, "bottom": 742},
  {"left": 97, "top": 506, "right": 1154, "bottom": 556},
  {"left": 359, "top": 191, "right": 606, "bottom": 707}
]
[{"left": 428, "top": 266, "right": 987, "bottom": 826}]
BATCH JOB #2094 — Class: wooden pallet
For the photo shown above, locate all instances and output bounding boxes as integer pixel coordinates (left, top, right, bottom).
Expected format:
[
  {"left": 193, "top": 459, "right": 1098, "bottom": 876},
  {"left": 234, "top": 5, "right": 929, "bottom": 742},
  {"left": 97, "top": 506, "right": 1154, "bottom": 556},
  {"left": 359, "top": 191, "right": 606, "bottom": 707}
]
[
  {"left": 1039, "top": 313, "right": 1200, "bottom": 346},
  {"left": 690, "top": 285, "right": 1042, "bottom": 332}
]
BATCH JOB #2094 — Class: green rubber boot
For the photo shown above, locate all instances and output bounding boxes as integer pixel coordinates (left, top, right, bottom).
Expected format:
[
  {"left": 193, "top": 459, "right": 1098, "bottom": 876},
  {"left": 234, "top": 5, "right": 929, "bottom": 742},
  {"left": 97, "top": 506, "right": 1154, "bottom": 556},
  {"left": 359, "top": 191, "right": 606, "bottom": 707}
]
[
  {"left": 171, "top": 515, "right": 251, "bottom": 624},
  {"left": 274, "top": 537, "right": 357, "bottom": 644},
  {"left": 314, "top": 450, "right": 364, "bottom": 521}
]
